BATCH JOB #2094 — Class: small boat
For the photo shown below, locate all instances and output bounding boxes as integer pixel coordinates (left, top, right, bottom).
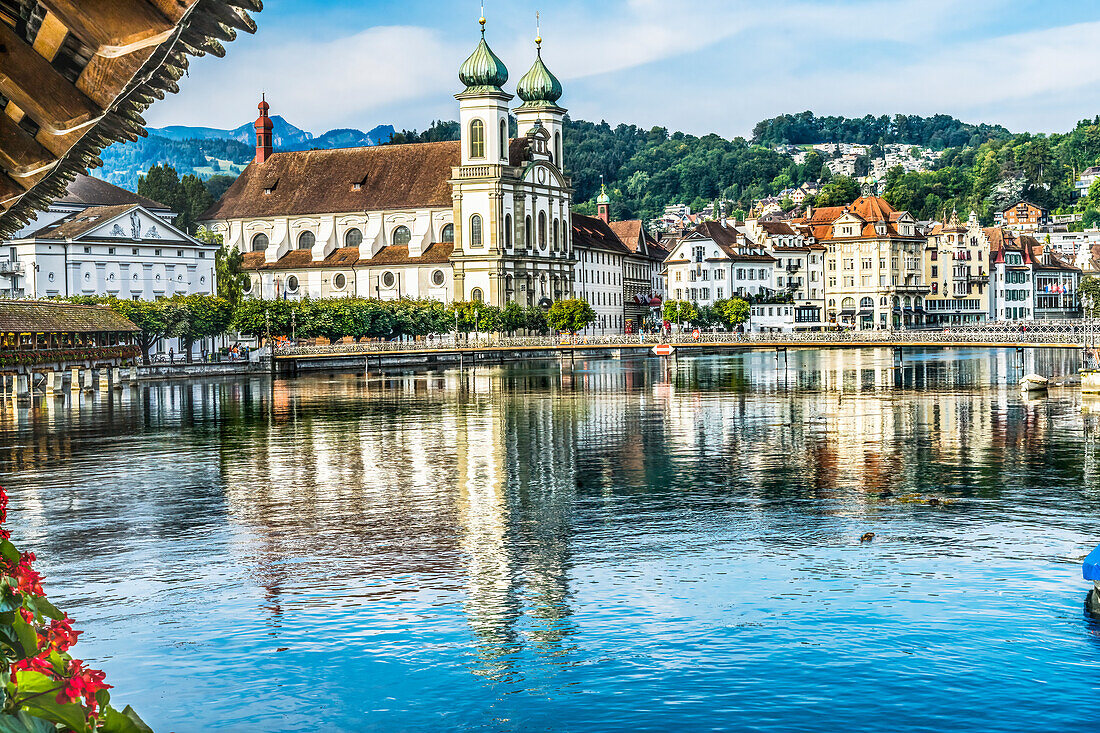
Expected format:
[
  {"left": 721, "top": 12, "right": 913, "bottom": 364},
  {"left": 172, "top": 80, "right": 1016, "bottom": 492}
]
[{"left": 1020, "top": 373, "right": 1049, "bottom": 392}]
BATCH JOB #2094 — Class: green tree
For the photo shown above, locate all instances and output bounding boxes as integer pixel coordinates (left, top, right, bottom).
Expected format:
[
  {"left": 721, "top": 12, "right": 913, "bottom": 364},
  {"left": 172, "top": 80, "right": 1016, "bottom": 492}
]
[
  {"left": 1080, "top": 276, "right": 1100, "bottom": 316},
  {"left": 546, "top": 298, "right": 597, "bottom": 333},
  {"left": 524, "top": 306, "right": 549, "bottom": 335},
  {"left": 166, "top": 294, "right": 234, "bottom": 362},
  {"left": 815, "top": 176, "right": 861, "bottom": 206},
  {"left": 663, "top": 299, "right": 697, "bottom": 325},
  {"left": 717, "top": 298, "right": 750, "bottom": 329},
  {"left": 231, "top": 299, "right": 294, "bottom": 343},
  {"left": 214, "top": 244, "right": 249, "bottom": 306},
  {"left": 500, "top": 302, "right": 527, "bottom": 334},
  {"left": 109, "top": 298, "right": 173, "bottom": 365}
]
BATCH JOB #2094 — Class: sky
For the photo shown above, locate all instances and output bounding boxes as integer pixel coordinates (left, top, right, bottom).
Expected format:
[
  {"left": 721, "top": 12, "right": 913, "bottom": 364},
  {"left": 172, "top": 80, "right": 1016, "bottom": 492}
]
[{"left": 147, "top": 0, "right": 1100, "bottom": 139}]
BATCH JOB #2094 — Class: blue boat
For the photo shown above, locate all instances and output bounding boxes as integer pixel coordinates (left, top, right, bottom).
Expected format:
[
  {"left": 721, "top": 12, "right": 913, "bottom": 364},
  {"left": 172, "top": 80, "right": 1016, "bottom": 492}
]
[{"left": 1085, "top": 545, "right": 1100, "bottom": 584}]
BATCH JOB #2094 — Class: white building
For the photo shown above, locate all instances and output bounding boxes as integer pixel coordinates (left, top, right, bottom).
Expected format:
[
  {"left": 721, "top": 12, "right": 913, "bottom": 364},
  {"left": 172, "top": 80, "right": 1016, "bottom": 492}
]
[
  {"left": 988, "top": 228, "right": 1080, "bottom": 321},
  {"left": 664, "top": 221, "right": 775, "bottom": 309},
  {"left": 744, "top": 219, "right": 826, "bottom": 329},
  {"left": 1076, "top": 166, "right": 1100, "bottom": 199}
]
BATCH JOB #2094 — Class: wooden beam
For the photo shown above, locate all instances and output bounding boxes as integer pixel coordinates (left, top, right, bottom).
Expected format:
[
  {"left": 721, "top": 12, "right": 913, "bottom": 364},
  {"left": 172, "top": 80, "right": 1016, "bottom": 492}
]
[
  {"left": 0, "top": 22, "right": 100, "bottom": 136},
  {"left": 77, "top": 50, "right": 151, "bottom": 109},
  {"left": 0, "top": 171, "right": 25, "bottom": 207},
  {"left": 32, "top": 11, "right": 69, "bottom": 62},
  {"left": 37, "top": 0, "right": 174, "bottom": 58},
  {"left": 0, "top": 110, "right": 54, "bottom": 175}
]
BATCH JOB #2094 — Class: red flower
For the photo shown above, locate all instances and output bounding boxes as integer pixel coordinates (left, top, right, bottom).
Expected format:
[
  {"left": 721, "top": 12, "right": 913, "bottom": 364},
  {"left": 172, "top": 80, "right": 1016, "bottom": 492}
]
[
  {"left": 44, "top": 616, "right": 81, "bottom": 654},
  {"left": 55, "top": 659, "right": 111, "bottom": 710},
  {"left": 11, "top": 655, "right": 54, "bottom": 677}
]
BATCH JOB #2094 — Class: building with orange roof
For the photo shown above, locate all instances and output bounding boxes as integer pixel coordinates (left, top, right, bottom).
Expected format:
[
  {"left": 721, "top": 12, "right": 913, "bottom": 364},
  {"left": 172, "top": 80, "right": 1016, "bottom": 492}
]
[
  {"left": 794, "top": 196, "right": 926, "bottom": 330},
  {"left": 922, "top": 211, "right": 990, "bottom": 325},
  {"left": 987, "top": 228, "right": 1080, "bottom": 321}
]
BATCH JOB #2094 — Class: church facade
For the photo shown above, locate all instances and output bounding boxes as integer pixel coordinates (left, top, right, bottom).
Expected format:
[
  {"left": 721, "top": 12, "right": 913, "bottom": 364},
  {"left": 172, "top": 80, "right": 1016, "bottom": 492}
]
[{"left": 201, "top": 20, "right": 661, "bottom": 334}]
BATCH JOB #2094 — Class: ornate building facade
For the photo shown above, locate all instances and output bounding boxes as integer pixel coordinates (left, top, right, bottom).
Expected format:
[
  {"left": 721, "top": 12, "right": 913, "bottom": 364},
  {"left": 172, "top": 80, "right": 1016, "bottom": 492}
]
[{"left": 201, "top": 19, "right": 663, "bottom": 331}]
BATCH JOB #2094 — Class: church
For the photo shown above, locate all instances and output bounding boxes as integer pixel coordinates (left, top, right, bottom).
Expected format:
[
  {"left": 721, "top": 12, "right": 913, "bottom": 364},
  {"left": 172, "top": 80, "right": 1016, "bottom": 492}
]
[{"left": 201, "top": 18, "right": 665, "bottom": 335}]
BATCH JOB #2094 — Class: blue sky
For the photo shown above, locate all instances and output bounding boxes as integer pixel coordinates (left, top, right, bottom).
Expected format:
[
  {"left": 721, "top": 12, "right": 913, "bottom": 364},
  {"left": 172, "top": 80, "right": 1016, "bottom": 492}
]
[{"left": 148, "top": 0, "right": 1100, "bottom": 138}]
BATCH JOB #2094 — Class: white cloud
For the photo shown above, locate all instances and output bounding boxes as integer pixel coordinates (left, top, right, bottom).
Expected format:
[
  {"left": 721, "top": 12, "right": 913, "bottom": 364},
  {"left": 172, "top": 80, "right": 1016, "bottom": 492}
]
[{"left": 147, "top": 0, "right": 1098, "bottom": 137}]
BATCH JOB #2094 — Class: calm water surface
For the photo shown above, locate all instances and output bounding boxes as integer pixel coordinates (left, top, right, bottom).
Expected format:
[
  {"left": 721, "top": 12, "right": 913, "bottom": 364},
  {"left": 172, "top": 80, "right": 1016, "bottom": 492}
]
[{"left": 1, "top": 347, "right": 1099, "bottom": 732}]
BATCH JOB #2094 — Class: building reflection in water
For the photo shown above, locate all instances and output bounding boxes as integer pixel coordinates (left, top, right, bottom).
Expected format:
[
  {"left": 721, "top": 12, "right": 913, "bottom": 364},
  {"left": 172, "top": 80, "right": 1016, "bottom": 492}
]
[{"left": 0, "top": 346, "right": 1095, "bottom": 685}]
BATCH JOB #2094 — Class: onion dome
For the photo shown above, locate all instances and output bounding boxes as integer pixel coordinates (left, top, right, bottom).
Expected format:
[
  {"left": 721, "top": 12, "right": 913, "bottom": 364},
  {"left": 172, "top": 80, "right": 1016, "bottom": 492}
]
[
  {"left": 517, "top": 40, "right": 563, "bottom": 108},
  {"left": 597, "top": 183, "right": 610, "bottom": 205},
  {"left": 459, "top": 19, "right": 509, "bottom": 94}
]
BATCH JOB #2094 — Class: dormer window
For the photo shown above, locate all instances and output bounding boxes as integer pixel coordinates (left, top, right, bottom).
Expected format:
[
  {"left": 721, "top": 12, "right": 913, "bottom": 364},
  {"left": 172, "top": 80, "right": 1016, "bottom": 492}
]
[
  {"left": 351, "top": 174, "right": 367, "bottom": 191},
  {"left": 263, "top": 179, "right": 278, "bottom": 195}
]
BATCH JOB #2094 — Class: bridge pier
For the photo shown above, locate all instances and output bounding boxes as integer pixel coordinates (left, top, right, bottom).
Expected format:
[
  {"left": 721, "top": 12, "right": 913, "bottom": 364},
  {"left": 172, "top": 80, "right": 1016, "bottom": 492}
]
[
  {"left": 46, "top": 371, "right": 64, "bottom": 397},
  {"left": 14, "top": 374, "right": 30, "bottom": 399},
  {"left": 70, "top": 367, "right": 81, "bottom": 392},
  {"left": 80, "top": 368, "right": 94, "bottom": 392},
  {"left": 97, "top": 368, "right": 112, "bottom": 392}
]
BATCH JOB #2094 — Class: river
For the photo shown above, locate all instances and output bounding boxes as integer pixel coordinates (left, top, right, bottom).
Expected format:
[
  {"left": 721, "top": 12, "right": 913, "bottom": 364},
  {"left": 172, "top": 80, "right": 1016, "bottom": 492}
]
[{"left": 1, "top": 347, "right": 1098, "bottom": 732}]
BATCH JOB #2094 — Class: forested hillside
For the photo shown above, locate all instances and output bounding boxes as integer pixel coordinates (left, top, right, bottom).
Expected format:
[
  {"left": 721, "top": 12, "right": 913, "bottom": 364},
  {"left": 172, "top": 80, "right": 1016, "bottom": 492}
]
[
  {"left": 752, "top": 111, "right": 1012, "bottom": 148},
  {"left": 120, "top": 112, "right": 1100, "bottom": 233}
]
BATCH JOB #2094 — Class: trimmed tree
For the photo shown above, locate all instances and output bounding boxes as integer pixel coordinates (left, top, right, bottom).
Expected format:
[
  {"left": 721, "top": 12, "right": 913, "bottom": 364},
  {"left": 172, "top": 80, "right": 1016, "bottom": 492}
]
[
  {"left": 546, "top": 298, "right": 597, "bottom": 334},
  {"left": 717, "top": 297, "right": 751, "bottom": 329}
]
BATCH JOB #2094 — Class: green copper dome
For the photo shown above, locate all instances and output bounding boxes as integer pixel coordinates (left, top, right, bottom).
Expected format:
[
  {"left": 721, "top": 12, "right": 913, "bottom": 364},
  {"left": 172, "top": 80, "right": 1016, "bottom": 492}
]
[
  {"left": 516, "top": 48, "right": 563, "bottom": 108},
  {"left": 596, "top": 183, "right": 610, "bottom": 205},
  {"left": 459, "top": 30, "right": 509, "bottom": 95}
]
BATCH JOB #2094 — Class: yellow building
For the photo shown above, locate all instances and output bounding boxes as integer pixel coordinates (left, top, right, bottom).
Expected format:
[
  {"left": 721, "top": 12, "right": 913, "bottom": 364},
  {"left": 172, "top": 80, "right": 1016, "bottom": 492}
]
[
  {"left": 922, "top": 211, "right": 990, "bottom": 325},
  {"left": 796, "top": 196, "right": 926, "bottom": 330}
]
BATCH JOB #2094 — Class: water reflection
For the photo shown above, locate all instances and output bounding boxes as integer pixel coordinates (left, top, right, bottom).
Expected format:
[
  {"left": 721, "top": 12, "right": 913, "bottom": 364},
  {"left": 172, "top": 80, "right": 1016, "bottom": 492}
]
[{"left": 0, "top": 348, "right": 1097, "bottom": 732}]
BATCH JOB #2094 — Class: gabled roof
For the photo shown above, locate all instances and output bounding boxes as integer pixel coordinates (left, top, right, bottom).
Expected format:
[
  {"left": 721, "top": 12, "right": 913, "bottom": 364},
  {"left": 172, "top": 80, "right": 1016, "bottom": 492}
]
[
  {"left": 691, "top": 220, "right": 774, "bottom": 262},
  {"left": 608, "top": 219, "right": 667, "bottom": 261},
  {"left": 54, "top": 175, "right": 169, "bottom": 211},
  {"left": 241, "top": 242, "right": 455, "bottom": 271},
  {"left": 796, "top": 196, "right": 918, "bottom": 241},
  {"left": 0, "top": 301, "right": 139, "bottom": 333},
  {"left": 572, "top": 214, "right": 632, "bottom": 255},
  {"left": 203, "top": 141, "right": 463, "bottom": 220},
  {"left": 25, "top": 205, "right": 142, "bottom": 240},
  {"left": 0, "top": 1, "right": 260, "bottom": 238}
]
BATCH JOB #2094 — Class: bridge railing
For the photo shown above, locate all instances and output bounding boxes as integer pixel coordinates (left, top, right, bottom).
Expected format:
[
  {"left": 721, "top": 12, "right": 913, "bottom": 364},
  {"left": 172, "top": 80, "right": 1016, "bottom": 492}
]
[{"left": 274, "top": 321, "right": 1094, "bottom": 356}]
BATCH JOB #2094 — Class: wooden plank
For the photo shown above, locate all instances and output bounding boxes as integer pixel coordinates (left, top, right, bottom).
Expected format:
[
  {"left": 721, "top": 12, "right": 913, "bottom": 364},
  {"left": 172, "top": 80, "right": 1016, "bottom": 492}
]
[
  {"left": 0, "top": 22, "right": 100, "bottom": 135},
  {"left": 4, "top": 102, "right": 25, "bottom": 124},
  {"left": 37, "top": 0, "right": 174, "bottom": 58},
  {"left": 76, "top": 51, "right": 150, "bottom": 109},
  {"left": 0, "top": 171, "right": 26, "bottom": 207},
  {"left": 0, "top": 110, "right": 54, "bottom": 175},
  {"left": 32, "top": 11, "right": 68, "bottom": 62}
]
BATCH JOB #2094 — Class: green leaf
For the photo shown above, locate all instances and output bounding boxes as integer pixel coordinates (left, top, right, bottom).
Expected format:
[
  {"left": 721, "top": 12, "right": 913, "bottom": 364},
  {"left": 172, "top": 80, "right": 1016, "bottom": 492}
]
[
  {"left": 0, "top": 541, "right": 20, "bottom": 563},
  {"left": 10, "top": 616, "right": 36, "bottom": 659},
  {"left": 97, "top": 706, "right": 152, "bottom": 733},
  {"left": 28, "top": 599, "right": 61, "bottom": 623},
  {"left": 12, "top": 671, "right": 86, "bottom": 733},
  {"left": 0, "top": 710, "right": 58, "bottom": 733},
  {"left": 0, "top": 594, "right": 22, "bottom": 614}
]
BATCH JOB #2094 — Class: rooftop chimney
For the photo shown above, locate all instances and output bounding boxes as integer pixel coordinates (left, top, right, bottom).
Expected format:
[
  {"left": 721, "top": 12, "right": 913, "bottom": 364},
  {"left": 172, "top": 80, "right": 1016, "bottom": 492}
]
[{"left": 255, "top": 95, "right": 273, "bottom": 163}]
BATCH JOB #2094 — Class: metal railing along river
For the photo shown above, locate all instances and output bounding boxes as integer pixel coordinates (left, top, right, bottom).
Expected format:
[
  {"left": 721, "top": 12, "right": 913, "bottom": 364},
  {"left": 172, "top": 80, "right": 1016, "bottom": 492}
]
[{"left": 275, "top": 320, "right": 1093, "bottom": 357}]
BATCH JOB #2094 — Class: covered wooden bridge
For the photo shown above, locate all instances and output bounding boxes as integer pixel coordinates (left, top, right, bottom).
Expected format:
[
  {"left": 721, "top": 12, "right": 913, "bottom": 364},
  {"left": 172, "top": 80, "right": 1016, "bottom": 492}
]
[{"left": 0, "top": 299, "right": 139, "bottom": 376}]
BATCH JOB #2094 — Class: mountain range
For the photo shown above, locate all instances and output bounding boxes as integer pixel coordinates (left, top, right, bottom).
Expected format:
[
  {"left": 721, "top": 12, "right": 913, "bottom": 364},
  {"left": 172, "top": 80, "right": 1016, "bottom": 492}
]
[{"left": 95, "top": 117, "right": 396, "bottom": 189}]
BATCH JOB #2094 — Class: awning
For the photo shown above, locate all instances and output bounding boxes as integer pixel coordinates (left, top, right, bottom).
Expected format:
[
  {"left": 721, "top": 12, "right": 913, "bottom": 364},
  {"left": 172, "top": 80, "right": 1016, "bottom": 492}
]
[
  {"left": 858, "top": 309, "right": 874, "bottom": 316},
  {"left": 649, "top": 296, "right": 663, "bottom": 307},
  {"left": 839, "top": 309, "right": 856, "bottom": 316}
]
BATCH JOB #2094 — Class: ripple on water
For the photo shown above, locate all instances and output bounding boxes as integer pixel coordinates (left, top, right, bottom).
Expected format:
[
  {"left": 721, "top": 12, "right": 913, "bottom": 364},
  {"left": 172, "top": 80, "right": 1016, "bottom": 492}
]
[{"left": 0, "top": 349, "right": 1096, "bottom": 732}]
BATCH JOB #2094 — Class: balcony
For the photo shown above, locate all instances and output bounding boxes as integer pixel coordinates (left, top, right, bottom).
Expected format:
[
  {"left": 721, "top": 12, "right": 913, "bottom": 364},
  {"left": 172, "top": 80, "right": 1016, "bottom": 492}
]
[{"left": 0, "top": 260, "right": 25, "bottom": 277}]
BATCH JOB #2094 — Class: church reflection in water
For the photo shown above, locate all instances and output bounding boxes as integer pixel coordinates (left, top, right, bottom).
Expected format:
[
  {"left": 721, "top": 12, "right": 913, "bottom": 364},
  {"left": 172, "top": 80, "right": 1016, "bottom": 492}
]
[{"left": 0, "top": 347, "right": 1095, "bottom": 680}]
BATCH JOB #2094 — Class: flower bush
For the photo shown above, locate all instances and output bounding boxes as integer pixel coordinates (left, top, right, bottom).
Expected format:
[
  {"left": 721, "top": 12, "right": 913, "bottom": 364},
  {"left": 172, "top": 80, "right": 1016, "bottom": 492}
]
[
  {"left": 0, "top": 487, "right": 150, "bottom": 732},
  {"left": 0, "top": 347, "right": 140, "bottom": 369}
]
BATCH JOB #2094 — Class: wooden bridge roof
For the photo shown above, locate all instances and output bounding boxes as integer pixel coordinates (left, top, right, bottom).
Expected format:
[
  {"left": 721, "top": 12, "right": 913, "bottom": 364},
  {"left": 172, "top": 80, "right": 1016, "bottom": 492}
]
[
  {"left": 0, "top": 0, "right": 261, "bottom": 238},
  {"left": 0, "top": 300, "right": 139, "bottom": 333}
]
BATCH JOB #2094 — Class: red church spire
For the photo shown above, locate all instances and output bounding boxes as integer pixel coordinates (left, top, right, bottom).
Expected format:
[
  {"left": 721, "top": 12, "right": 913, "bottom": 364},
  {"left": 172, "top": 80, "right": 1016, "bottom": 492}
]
[{"left": 255, "top": 94, "right": 273, "bottom": 163}]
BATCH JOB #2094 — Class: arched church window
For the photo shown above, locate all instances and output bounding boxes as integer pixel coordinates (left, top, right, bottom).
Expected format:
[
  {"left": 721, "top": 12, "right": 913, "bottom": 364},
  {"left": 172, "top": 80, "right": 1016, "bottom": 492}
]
[
  {"left": 441, "top": 224, "right": 455, "bottom": 243},
  {"left": 552, "top": 219, "right": 559, "bottom": 251},
  {"left": 500, "top": 119, "right": 508, "bottom": 160},
  {"left": 298, "top": 231, "right": 315, "bottom": 250},
  {"left": 470, "top": 119, "right": 485, "bottom": 159},
  {"left": 504, "top": 214, "right": 512, "bottom": 247},
  {"left": 471, "top": 288, "right": 484, "bottom": 303},
  {"left": 555, "top": 132, "right": 562, "bottom": 166},
  {"left": 344, "top": 228, "right": 362, "bottom": 247},
  {"left": 538, "top": 212, "right": 547, "bottom": 250},
  {"left": 392, "top": 226, "right": 411, "bottom": 246},
  {"left": 470, "top": 215, "right": 483, "bottom": 247},
  {"left": 525, "top": 216, "right": 533, "bottom": 249},
  {"left": 251, "top": 233, "right": 269, "bottom": 252}
]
